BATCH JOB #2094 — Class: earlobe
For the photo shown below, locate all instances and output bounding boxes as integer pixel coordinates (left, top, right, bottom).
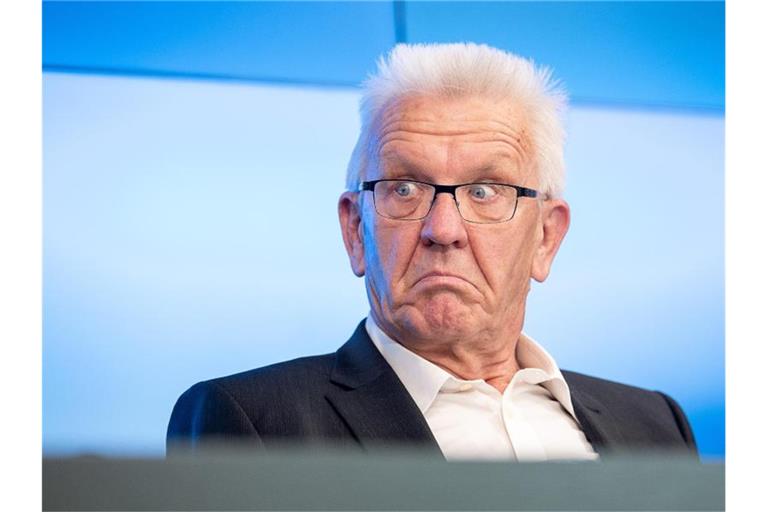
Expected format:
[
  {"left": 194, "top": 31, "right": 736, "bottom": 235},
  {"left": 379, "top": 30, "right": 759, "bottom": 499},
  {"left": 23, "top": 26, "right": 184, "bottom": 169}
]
[
  {"left": 531, "top": 200, "right": 570, "bottom": 282},
  {"left": 338, "top": 192, "right": 366, "bottom": 277}
]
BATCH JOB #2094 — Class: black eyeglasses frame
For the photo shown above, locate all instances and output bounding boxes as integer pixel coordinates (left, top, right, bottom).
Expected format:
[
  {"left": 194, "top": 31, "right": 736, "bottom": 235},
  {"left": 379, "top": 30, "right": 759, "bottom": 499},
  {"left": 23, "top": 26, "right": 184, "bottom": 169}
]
[{"left": 360, "top": 179, "right": 539, "bottom": 223}]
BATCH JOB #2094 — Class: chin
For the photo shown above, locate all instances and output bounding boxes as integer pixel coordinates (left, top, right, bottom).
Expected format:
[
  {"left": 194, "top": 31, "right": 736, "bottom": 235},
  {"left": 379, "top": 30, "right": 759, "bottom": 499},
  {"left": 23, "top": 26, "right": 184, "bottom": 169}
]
[{"left": 400, "top": 294, "right": 478, "bottom": 340}]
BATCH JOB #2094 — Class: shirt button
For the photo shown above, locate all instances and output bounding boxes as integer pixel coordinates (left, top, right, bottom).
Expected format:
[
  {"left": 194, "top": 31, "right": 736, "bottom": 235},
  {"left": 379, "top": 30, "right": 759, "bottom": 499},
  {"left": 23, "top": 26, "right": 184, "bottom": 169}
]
[{"left": 459, "top": 383, "right": 473, "bottom": 392}]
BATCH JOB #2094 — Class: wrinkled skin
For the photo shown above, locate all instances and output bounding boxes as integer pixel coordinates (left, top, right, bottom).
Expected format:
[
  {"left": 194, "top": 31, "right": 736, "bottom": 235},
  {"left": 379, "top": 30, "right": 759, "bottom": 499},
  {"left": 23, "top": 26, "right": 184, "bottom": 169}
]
[{"left": 338, "top": 94, "right": 570, "bottom": 391}]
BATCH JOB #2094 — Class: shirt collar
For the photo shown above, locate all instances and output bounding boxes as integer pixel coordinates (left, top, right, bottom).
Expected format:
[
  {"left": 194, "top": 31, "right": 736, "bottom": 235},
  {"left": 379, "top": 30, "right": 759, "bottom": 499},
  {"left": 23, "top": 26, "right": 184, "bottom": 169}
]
[
  {"left": 365, "top": 315, "right": 451, "bottom": 413},
  {"left": 364, "top": 313, "right": 578, "bottom": 420}
]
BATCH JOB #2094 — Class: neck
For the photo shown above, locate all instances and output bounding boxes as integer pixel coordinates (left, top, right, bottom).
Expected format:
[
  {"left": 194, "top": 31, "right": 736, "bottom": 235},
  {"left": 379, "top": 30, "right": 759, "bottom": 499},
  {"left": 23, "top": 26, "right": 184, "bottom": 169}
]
[
  {"left": 373, "top": 313, "right": 524, "bottom": 394},
  {"left": 406, "top": 336, "right": 521, "bottom": 394}
]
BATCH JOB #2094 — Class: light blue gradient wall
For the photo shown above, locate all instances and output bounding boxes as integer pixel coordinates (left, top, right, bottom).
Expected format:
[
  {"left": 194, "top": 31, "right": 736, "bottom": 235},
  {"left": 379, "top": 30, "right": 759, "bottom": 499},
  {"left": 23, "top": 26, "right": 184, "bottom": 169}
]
[
  {"left": 43, "top": 1, "right": 724, "bottom": 458},
  {"left": 43, "top": 72, "right": 723, "bottom": 457}
]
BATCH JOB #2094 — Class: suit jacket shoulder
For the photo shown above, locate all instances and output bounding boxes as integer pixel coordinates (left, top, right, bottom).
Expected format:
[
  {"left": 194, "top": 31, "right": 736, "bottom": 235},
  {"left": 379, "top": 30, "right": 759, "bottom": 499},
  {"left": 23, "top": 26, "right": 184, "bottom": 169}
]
[
  {"left": 562, "top": 370, "right": 697, "bottom": 455},
  {"left": 167, "top": 353, "right": 346, "bottom": 449},
  {"left": 167, "top": 322, "right": 440, "bottom": 453}
]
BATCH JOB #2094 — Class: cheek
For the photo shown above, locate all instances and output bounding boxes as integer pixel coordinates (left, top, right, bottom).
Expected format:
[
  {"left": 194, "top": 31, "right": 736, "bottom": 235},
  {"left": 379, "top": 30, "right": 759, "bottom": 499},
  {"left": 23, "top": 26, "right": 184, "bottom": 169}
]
[
  {"left": 363, "top": 219, "right": 420, "bottom": 294},
  {"left": 473, "top": 227, "right": 538, "bottom": 289}
]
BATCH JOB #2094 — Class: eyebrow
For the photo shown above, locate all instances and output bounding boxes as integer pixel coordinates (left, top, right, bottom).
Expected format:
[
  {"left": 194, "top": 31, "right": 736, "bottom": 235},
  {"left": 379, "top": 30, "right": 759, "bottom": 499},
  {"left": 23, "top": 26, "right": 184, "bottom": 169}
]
[{"left": 378, "top": 151, "right": 520, "bottom": 181}]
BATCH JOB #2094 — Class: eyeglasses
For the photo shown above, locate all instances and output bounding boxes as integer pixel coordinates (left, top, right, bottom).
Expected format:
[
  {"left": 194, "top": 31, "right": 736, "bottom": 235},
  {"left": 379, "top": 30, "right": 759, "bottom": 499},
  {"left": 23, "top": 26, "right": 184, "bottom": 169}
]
[{"left": 360, "top": 179, "right": 539, "bottom": 224}]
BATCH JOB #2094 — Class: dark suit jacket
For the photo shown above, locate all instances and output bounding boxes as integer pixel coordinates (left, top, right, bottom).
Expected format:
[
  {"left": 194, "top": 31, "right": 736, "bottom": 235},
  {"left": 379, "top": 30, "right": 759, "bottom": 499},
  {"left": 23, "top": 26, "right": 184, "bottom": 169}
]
[{"left": 167, "top": 321, "right": 697, "bottom": 457}]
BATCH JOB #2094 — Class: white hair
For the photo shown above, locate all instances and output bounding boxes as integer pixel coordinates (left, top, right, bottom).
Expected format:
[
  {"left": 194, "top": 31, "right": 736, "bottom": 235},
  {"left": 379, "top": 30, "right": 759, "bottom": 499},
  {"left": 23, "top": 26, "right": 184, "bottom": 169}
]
[{"left": 345, "top": 42, "right": 568, "bottom": 198}]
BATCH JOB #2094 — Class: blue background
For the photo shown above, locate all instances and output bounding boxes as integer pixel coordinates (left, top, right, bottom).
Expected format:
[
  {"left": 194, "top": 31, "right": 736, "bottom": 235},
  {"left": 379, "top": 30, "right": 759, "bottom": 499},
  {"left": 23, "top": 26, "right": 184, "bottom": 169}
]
[{"left": 43, "top": 1, "right": 724, "bottom": 459}]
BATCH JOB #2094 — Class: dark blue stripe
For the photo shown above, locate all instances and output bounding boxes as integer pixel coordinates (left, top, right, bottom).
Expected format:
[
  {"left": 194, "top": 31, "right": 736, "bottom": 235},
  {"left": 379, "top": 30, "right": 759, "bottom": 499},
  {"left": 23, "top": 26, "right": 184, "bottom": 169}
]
[{"left": 43, "top": 1, "right": 724, "bottom": 111}]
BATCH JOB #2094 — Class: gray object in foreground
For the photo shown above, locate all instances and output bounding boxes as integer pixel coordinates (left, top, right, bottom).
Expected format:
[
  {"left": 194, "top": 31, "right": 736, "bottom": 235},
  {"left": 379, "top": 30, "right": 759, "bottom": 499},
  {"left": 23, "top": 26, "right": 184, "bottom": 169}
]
[{"left": 43, "top": 448, "right": 724, "bottom": 511}]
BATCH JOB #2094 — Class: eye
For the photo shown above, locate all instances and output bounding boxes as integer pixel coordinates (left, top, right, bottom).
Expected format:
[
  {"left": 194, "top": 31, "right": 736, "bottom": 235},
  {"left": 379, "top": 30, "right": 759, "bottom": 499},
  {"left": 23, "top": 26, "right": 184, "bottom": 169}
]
[
  {"left": 394, "top": 181, "right": 416, "bottom": 197},
  {"left": 468, "top": 184, "right": 497, "bottom": 200}
]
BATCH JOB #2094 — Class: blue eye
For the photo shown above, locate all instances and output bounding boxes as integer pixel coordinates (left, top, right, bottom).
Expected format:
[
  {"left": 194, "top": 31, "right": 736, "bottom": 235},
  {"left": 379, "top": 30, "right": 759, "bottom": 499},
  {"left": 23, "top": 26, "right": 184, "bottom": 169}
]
[
  {"left": 468, "top": 184, "right": 496, "bottom": 200},
  {"left": 395, "top": 182, "right": 415, "bottom": 197}
]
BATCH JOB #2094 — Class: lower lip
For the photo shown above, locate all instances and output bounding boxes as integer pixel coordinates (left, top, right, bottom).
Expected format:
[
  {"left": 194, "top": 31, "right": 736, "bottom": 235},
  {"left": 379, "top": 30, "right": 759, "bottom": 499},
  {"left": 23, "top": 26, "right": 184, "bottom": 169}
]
[{"left": 417, "top": 275, "right": 470, "bottom": 287}]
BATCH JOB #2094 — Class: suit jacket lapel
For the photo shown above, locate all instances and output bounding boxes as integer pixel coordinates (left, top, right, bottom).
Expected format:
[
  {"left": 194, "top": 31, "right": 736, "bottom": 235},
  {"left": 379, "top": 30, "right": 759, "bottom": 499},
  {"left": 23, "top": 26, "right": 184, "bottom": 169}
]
[
  {"left": 565, "top": 377, "right": 627, "bottom": 455},
  {"left": 326, "top": 321, "right": 442, "bottom": 455}
]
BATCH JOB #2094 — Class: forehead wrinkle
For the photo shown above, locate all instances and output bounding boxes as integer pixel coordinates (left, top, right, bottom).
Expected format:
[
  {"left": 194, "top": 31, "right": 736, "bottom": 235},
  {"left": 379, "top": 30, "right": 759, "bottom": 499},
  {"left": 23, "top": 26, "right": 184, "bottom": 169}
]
[
  {"left": 380, "top": 143, "right": 522, "bottom": 177},
  {"left": 376, "top": 98, "right": 526, "bottom": 134},
  {"left": 374, "top": 119, "right": 531, "bottom": 165},
  {"left": 377, "top": 135, "right": 528, "bottom": 180},
  {"left": 373, "top": 94, "right": 533, "bottom": 148},
  {"left": 376, "top": 116, "right": 525, "bottom": 141}
]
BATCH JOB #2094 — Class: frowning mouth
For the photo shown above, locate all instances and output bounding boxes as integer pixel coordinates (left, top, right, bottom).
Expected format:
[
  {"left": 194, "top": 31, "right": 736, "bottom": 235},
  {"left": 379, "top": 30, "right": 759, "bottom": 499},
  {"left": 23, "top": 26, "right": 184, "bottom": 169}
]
[{"left": 415, "top": 272, "right": 475, "bottom": 289}]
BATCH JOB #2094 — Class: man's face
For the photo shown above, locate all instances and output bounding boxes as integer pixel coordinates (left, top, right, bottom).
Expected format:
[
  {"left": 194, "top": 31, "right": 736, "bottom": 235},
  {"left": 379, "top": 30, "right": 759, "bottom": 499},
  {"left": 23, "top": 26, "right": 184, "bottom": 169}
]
[{"left": 339, "top": 94, "right": 569, "bottom": 345}]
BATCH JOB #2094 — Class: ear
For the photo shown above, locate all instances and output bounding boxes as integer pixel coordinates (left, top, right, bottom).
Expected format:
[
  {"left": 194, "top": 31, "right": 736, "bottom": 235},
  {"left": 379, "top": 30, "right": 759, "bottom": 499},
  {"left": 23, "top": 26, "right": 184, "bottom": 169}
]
[
  {"left": 338, "top": 191, "right": 366, "bottom": 277},
  {"left": 531, "top": 199, "right": 570, "bottom": 282}
]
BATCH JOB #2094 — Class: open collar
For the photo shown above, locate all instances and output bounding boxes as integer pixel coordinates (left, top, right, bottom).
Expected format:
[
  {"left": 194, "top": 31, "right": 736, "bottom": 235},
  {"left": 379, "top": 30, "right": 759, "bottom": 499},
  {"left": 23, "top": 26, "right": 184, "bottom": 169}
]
[{"left": 328, "top": 318, "right": 623, "bottom": 455}]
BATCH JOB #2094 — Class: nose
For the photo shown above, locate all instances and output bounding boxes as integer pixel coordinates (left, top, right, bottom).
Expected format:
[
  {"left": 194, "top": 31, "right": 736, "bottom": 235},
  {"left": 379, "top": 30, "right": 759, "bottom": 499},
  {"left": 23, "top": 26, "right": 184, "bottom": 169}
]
[{"left": 420, "top": 192, "right": 469, "bottom": 248}]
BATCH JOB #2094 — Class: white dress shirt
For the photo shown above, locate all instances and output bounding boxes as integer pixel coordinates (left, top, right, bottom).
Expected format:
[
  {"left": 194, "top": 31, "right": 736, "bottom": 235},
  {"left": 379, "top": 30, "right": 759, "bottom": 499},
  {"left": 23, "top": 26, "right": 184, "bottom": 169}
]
[{"left": 365, "top": 315, "right": 599, "bottom": 462}]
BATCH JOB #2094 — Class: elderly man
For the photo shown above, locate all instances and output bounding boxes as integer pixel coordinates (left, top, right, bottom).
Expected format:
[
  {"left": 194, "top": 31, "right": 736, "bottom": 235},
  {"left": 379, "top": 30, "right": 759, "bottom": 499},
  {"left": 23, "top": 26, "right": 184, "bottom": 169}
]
[{"left": 167, "top": 43, "right": 697, "bottom": 461}]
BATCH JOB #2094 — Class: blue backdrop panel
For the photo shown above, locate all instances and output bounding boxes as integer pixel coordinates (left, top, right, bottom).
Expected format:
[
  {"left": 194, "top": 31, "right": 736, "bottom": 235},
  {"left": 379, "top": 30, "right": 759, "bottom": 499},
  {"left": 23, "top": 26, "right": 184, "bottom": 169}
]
[
  {"left": 403, "top": 1, "right": 725, "bottom": 110},
  {"left": 43, "top": 1, "right": 396, "bottom": 86},
  {"left": 43, "top": 1, "right": 724, "bottom": 110}
]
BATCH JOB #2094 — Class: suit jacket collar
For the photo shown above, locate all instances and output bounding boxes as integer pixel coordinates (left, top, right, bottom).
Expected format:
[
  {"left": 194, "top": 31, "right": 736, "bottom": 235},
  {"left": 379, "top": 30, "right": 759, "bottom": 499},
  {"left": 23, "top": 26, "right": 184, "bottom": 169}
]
[
  {"left": 563, "top": 372, "right": 627, "bottom": 454},
  {"left": 328, "top": 321, "right": 623, "bottom": 457},
  {"left": 326, "top": 321, "right": 442, "bottom": 454}
]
